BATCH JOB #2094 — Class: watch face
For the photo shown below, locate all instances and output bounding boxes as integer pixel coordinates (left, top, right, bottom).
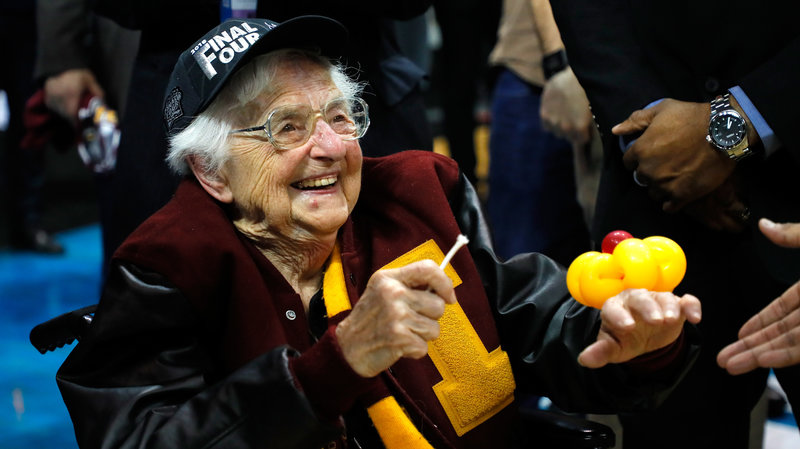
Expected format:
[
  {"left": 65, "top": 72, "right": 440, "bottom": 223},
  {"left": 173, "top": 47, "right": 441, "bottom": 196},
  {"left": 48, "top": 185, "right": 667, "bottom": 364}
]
[{"left": 709, "top": 111, "right": 746, "bottom": 149}]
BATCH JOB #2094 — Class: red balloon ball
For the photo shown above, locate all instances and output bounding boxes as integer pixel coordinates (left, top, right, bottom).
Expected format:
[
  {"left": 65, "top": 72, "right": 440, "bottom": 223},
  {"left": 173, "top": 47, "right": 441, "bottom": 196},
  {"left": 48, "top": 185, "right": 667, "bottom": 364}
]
[{"left": 601, "top": 230, "right": 634, "bottom": 254}]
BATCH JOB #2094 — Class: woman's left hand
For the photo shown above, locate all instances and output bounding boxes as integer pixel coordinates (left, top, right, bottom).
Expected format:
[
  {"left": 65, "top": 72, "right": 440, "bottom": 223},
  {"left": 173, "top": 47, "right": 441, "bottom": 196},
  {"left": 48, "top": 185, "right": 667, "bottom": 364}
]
[{"left": 578, "top": 289, "right": 702, "bottom": 368}]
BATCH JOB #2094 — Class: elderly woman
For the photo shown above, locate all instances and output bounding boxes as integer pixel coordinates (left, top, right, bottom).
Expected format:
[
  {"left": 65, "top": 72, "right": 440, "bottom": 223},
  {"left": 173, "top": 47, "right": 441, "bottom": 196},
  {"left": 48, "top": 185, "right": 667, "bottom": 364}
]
[{"left": 56, "top": 16, "right": 702, "bottom": 449}]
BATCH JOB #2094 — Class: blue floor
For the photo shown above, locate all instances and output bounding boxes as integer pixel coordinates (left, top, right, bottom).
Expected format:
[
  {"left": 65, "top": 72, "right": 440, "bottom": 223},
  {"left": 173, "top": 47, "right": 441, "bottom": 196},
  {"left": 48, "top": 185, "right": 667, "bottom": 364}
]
[{"left": 1, "top": 224, "right": 101, "bottom": 449}]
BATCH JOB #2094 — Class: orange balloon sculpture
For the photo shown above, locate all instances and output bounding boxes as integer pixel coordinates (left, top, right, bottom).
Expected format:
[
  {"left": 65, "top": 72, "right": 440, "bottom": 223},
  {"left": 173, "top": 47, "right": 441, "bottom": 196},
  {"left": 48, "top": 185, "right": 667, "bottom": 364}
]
[{"left": 566, "top": 231, "right": 686, "bottom": 309}]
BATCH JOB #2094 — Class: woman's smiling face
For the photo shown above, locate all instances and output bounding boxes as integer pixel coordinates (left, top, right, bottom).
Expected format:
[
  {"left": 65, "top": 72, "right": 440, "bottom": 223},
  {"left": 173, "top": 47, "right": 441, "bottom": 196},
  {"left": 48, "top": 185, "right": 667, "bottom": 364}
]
[{"left": 220, "top": 55, "right": 362, "bottom": 243}]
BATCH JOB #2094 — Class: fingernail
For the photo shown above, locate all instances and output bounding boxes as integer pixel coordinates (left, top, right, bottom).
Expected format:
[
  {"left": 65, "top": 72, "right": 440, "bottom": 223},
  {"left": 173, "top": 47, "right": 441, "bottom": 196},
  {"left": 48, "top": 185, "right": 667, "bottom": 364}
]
[{"left": 760, "top": 218, "right": 776, "bottom": 229}]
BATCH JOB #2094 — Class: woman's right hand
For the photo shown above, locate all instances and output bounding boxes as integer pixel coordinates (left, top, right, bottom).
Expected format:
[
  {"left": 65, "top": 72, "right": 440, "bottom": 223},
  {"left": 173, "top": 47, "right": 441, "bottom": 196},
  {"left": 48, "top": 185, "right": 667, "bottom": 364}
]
[{"left": 335, "top": 259, "right": 457, "bottom": 377}]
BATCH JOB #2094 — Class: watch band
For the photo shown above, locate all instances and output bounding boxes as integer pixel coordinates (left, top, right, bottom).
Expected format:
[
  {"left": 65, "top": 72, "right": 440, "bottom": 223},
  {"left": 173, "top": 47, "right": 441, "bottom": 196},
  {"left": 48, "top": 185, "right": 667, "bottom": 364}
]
[
  {"left": 542, "top": 49, "right": 568, "bottom": 80},
  {"left": 723, "top": 142, "right": 751, "bottom": 159},
  {"left": 710, "top": 93, "right": 733, "bottom": 117}
]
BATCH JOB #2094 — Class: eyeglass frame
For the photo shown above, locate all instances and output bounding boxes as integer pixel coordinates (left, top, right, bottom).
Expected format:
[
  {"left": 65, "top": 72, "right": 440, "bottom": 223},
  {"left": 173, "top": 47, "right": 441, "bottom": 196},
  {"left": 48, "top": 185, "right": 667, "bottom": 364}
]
[{"left": 228, "top": 96, "right": 370, "bottom": 150}]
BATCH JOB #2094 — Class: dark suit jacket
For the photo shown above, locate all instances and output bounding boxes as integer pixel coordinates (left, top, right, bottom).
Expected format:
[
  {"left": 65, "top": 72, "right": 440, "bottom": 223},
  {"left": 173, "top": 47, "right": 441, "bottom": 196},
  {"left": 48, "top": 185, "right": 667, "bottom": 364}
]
[
  {"left": 34, "top": 0, "right": 140, "bottom": 115},
  {"left": 551, "top": 0, "right": 800, "bottom": 287}
]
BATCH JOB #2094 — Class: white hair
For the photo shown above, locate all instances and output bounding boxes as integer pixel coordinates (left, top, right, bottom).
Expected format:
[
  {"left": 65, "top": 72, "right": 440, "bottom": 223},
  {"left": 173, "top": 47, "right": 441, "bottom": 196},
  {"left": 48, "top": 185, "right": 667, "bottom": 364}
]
[{"left": 167, "top": 49, "right": 365, "bottom": 177}]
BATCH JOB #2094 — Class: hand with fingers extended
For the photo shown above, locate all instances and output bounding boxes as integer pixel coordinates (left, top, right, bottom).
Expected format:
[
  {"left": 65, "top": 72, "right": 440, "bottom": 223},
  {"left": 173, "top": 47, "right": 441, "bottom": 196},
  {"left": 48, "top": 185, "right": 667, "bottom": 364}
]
[
  {"left": 717, "top": 219, "right": 800, "bottom": 375},
  {"left": 335, "top": 259, "right": 457, "bottom": 377},
  {"left": 612, "top": 98, "right": 736, "bottom": 213},
  {"left": 578, "top": 289, "right": 702, "bottom": 368}
]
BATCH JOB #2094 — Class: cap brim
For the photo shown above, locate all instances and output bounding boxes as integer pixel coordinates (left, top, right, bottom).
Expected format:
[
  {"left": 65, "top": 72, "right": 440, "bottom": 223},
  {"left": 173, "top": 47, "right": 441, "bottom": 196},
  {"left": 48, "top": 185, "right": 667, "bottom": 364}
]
[{"left": 252, "top": 15, "right": 348, "bottom": 61}]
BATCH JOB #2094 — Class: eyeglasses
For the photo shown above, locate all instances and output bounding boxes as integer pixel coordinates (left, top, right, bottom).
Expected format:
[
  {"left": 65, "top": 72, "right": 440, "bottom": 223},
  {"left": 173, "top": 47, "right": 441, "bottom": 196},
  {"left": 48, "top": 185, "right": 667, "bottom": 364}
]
[{"left": 229, "top": 97, "right": 370, "bottom": 150}]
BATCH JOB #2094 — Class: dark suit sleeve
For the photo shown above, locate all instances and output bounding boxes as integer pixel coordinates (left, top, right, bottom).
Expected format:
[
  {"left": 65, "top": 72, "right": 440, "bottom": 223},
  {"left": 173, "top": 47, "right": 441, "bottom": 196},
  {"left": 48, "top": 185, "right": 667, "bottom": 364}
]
[
  {"left": 34, "top": 0, "right": 92, "bottom": 80},
  {"left": 256, "top": 1, "right": 432, "bottom": 21},
  {"left": 738, "top": 35, "right": 800, "bottom": 156},
  {"left": 92, "top": 0, "right": 218, "bottom": 31},
  {"left": 548, "top": 0, "right": 668, "bottom": 136}
]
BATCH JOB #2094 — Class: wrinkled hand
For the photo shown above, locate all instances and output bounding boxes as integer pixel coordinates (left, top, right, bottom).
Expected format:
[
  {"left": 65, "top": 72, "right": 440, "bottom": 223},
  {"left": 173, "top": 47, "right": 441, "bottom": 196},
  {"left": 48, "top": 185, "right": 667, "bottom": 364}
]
[
  {"left": 578, "top": 289, "right": 702, "bottom": 368},
  {"left": 43, "top": 69, "right": 105, "bottom": 126},
  {"left": 682, "top": 176, "right": 749, "bottom": 233},
  {"left": 717, "top": 219, "right": 800, "bottom": 375},
  {"left": 540, "top": 67, "right": 593, "bottom": 147},
  {"left": 336, "top": 260, "right": 457, "bottom": 377},
  {"left": 613, "top": 98, "right": 736, "bottom": 212}
]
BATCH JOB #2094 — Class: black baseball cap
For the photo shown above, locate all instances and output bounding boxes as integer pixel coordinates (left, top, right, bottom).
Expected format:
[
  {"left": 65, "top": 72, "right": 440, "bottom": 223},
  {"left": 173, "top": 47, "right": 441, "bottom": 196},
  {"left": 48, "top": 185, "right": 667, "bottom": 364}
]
[{"left": 162, "top": 15, "right": 348, "bottom": 136}]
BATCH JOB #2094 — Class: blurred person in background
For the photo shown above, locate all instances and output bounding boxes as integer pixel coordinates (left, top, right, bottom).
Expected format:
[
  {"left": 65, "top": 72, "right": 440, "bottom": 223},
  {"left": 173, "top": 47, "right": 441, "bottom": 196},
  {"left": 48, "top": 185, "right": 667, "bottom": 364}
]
[
  {"left": 33, "top": 0, "right": 139, "bottom": 272},
  {"left": 487, "top": 0, "right": 592, "bottom": 266},
  {"left": 0, "top": 0, "right": 63, "bottom": 253}
]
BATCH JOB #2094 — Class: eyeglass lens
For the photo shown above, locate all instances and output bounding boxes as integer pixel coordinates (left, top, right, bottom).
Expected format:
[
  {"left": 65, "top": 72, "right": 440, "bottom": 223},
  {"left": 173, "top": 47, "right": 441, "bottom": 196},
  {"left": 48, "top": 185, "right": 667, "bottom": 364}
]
[{"left": 267, "top": 98, "right": 368, "bottom": 149}]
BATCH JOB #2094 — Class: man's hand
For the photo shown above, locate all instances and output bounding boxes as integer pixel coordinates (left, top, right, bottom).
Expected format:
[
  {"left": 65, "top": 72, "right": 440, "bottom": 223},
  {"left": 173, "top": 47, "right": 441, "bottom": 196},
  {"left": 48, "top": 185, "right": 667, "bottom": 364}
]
[
  {"left": 578, "top": 289, "right": 702, "bottom": 368},
  {"left": 336, "top": 260, "right": 457, "bottom": 378},
  {"left": 43, "top": 68, "right": 105, "bottom": 126},
  {"left": 759, "top": 218, "right": 800, "bottom": 248},
  {"left": 540, "top": 67, "right": 593, "bottom": 148},
  {"left": 681, "top": 176, "right": 749, "bottom": 233},
  {"left": 717, "top": 219, "right": 800, "bottom": 375},
  {"left": 612, "top": 98, "right": 736, "bottom": 213}
]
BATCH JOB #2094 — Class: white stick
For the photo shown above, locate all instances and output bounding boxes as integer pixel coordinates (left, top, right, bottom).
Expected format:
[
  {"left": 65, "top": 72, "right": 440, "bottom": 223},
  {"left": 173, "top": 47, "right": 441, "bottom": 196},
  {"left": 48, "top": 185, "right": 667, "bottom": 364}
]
[{"left": 440, "top": 234, "right": 469, "bottom": 269}]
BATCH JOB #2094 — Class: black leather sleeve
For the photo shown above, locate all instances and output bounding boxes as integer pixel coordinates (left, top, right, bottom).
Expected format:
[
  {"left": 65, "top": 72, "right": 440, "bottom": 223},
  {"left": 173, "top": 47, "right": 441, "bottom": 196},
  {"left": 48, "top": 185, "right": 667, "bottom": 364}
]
[
  {"left": 56, "top": 263, "right": 341, "bottom": 449},
  {"left": 450, "top": 175, "right": 700, "bottom": 414}
]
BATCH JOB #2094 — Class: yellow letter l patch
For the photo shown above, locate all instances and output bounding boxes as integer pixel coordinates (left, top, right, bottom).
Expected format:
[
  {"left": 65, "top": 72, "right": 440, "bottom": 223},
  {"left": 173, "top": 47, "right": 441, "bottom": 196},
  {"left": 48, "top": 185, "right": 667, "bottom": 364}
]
[{"left": 381, "top": 240, "right": 516, "bottom": 436}]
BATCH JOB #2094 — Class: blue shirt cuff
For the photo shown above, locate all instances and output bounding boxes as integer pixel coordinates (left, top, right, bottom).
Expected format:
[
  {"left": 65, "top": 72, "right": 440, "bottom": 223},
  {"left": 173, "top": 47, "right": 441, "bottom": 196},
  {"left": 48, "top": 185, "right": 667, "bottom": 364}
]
[
  {"left": 729, "top": 86, "right": 779, "bottom": 156},
  {"left": 619, "top": 98, "right": 664, "bottom": 153}
]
